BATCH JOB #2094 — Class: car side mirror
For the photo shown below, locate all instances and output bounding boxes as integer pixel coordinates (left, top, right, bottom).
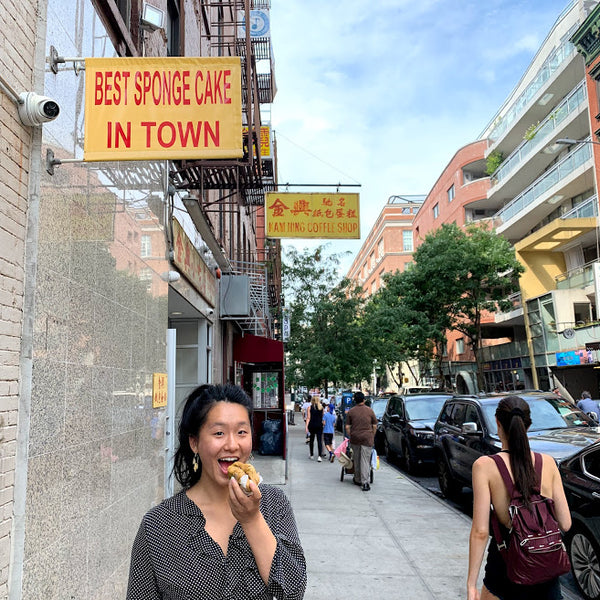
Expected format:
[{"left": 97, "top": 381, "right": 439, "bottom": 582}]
[{"left": 462, "top": 422, "right": 481, "bottom": 435}]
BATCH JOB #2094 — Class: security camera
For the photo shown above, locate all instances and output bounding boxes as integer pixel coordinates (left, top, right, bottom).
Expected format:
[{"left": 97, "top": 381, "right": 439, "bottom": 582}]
[
  {"left": 206, "top": 308, "right": 214, "bottom": 316},
  {"left": 18, "top": 92, "right": 60, "bottom": 126}
]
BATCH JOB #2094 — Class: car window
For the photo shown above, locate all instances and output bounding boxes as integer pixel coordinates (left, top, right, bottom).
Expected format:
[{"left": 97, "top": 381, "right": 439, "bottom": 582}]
[
  {"left": 464, "top": 404, "right": 481, "bottom": 428},
  {"left": 583, "top": 447, "right": 600, "bottom": 480},
  {"left": 450, "top": 403, "right": 467, "bottom": 427},
  {"left": 438, "top": 403, "right": 454, "bottom": 425},
  {"left": 405, "top": 396, "right": 448, "bottom": 421},
  {"left": 371, "top": 400, "right": 388, "bottom": 420},
  {"left": 481, "top": 397, "right": 594, "bottom": 434}
]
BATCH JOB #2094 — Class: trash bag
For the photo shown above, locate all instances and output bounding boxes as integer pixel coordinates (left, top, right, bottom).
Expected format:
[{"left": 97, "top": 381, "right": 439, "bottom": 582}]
[{"left": 259, "top": 419, "right": 283, "bottom": 455}]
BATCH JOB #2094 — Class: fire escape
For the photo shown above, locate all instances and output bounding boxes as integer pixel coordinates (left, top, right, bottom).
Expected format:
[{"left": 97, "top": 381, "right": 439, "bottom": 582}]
[{"left": 170, "top": 0, "right": 280, "bottom": 338}]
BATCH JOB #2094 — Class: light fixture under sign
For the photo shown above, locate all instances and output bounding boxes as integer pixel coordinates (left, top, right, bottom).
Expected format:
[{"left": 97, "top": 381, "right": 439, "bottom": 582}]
[{"left": 141, "top": 3, "right": 165, "bottom": 31}]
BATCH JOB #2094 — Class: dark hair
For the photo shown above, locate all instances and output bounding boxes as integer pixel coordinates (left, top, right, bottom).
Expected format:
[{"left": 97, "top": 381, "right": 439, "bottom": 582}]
[
  {"left": 495, "top": 396, "right": 536, "bottom": 504},
  {"left": 354, "top": 391, "right": 365, "bottom": 403},
  {"left": 173, "top": 384, "right": 253, "bottom": 488},
  {"left": 582, "top": 390, "right": 592, "bottom": 399}
]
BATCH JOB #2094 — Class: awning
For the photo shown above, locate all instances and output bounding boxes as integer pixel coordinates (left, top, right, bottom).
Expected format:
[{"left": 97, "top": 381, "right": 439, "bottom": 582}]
[{"left": 234, "top": 334, "right": 283, "bottom": 364}]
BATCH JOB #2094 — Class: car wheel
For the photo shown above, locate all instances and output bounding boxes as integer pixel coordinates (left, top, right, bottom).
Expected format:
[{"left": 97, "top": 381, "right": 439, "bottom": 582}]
[
  {"left": 437, "top": 456, "right": 461, "bottom": 500},
  {"left": 402, "top": 441, "right": 417, "bottom": 475},
  {"left": 569, "top": 528, "right": 600, "bottom": 600}
]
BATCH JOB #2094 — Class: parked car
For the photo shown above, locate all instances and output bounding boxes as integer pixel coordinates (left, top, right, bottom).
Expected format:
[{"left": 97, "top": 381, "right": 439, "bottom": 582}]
[
  {"left": 381, "top": 393, "right": 453, "bottom": 473},
  {"left": 433, "top": 393, "right": 600, "bottom": 499},
  {"left": 370, "top": 397, "right": 389, "bottom": 454},
  {"left": 560, "top": 441, "right": 600, "bottom": 600}
]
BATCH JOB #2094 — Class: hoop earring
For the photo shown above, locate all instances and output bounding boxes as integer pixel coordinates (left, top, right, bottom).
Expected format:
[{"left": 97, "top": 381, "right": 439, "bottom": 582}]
[{"left": 192, "top": 453, "right": 199, "bottom": 473}]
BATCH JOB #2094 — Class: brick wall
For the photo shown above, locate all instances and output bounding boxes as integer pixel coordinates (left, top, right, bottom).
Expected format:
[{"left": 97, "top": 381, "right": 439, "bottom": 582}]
[{"left": 0, "top": 0, "right": 36, "bottom": 595}]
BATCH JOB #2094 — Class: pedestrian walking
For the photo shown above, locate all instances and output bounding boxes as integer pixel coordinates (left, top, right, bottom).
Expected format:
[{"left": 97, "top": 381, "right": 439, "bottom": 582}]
[
  {"left": 576, "top": 390, "right": 599, "bottom": 417},
  {"left": 301, "top": 394, "right": 311, "bottom": 444},
  {"left": 323, "top": 402, "right": 336, "bottom": 462},
  {"left": 126, "top": 383, "right": 307, "bottom": 600},
  {"left": 345, "top": 391, "right": 377, "bottom": 491},
  {"left": 306, "top": 395, "right": 324, "bottom": 461},
  {"left": 467, "top": 395, "right": 571, "bottom": 600}
]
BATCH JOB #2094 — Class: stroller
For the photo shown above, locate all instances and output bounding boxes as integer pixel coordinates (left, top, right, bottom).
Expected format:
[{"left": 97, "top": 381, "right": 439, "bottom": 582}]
[{"left": 337, "top": 439, "right": 374, "bottom": 483}]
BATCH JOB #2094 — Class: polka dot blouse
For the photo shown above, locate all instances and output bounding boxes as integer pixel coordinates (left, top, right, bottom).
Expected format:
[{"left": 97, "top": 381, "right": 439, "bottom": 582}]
[{"left": 126, "top": 485, "right": 307, "bottom": 600}]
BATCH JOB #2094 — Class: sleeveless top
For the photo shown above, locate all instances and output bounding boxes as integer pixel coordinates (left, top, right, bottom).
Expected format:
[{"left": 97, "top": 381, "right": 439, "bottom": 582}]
[{"left": 308, "top": 406, "right": 323, "bottom": 431}]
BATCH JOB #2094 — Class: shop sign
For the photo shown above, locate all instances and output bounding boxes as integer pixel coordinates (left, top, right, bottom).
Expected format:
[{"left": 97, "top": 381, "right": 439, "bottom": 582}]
[
  {"left": 84, "top": 57, "right": 242, "bottom": 161},
  {"left": 172, "top": 219, "right": 217, "bottom": 305},
  {"left": 265, "top": 192, "right": 360, "bottom": 239},
  {"left": 242, "top": 124, "right": 271, "bottom": 158},
  {"left": 152, "top": 372, "right": 167, "bottom": 408},
  {"left": 555, "top": 350, "right": 593, "bottom": 366}
]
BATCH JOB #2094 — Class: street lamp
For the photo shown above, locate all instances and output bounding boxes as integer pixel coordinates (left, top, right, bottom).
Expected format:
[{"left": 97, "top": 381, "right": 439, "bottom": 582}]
[{"left": 555, "top": 137, "right": 600, "bottom": 145}]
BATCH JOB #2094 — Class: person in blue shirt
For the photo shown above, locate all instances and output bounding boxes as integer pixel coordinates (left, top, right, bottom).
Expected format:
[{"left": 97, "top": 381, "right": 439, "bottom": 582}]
[
  {"left": 323, "top": 401, "right": 337, "bottom": 462},
  {"left": 577, "top": 390, "right": 599, "bottom": 417}
]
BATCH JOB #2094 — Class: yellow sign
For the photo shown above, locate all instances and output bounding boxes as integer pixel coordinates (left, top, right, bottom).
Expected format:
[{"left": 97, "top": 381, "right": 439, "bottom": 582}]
[
  {"left": 242, "top": 125, "right": 271, "bottom": 158},
  {"left": 152, "top": 373, "right": 167, "bottom": 408},
  {"left": 84, "top": 57, "right": 242, "bottom": 161},
  {"left": 265, "top": 192, "right": 360, "bottom": 239}
]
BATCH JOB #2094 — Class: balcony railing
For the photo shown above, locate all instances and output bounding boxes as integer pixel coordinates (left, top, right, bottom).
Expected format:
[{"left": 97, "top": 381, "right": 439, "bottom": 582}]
[
  {"left": 493, "top": 80, "right": 586, "bottom": 184},
  {"left": 480, "top": 339, "right": 530, "bottom": 362},
  {"left": 560, "top": 194, "right": 598, "bottom": 220},
  {"left": 495, "top": 141, "right": 592, "bottom": 225},
  {"left": 487, "top": 25, "right": 578, "bottom": 142},
  {"left": 555, "top": 258, "right": 599, "bottom": 290}
]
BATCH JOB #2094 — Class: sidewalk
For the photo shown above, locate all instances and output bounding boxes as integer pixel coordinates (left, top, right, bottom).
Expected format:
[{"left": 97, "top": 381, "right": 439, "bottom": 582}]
[{"left": 256, "top": 424, "right": 478, "bottom": 600}]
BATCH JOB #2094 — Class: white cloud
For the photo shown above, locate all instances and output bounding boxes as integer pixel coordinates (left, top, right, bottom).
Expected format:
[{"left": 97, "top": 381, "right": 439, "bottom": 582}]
[{"left": 269, "top": 0, "right": 571, "bottom": 274}]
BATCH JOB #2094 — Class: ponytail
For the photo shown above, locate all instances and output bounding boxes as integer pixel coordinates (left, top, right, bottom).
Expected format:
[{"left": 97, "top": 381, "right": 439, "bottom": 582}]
[{"left": 496, "top": 396, "right": 536, "bottom": 505}]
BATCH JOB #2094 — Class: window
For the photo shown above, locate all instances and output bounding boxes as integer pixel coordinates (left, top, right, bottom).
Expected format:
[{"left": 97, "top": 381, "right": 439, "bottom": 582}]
[
  {"left": 167, "top": 0, "right": 180, "bottom": 56},
  {"left": 141, "top": 235, "right": 151, "bottom": 258},
  {"left": 402, "top": 230, "right": 413, "bottom": 252},
  {"left": 433, "top": 203, "right": 439, "bottom": 219},
  {"left": 456, "top": 338, "right": 464, "bottom": 354},
  {"left": 378, "top": 238, "right": 384, "bottom": 258},
  {"left": 447, "top": 184, "right": 455, "bottom": 203}
]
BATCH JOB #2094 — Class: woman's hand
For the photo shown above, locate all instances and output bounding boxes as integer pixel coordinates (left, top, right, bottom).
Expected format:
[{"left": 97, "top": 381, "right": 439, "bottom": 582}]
[
  {"left": 467, "top": 584, "right": 480, "bottom": 600},
  {"left": 228, "top": 477, "right": 262, "bottom": 525}
]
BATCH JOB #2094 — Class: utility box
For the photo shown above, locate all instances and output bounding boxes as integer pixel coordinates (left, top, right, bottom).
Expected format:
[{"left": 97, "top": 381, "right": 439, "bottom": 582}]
[{"left": 220, "top": 275, "right": 250, "bottom": 316}]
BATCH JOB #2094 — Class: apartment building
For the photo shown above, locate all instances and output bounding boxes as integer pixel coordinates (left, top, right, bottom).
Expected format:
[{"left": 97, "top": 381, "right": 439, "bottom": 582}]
[
  {"left": 1, "top": 1, "right": 282, "bottom": 598},
  {"left": 478, "top": 0, "right": 600, "bottom": 396},
  {"left": 346, "top": 194, "right": 424, "bottom": 391}
]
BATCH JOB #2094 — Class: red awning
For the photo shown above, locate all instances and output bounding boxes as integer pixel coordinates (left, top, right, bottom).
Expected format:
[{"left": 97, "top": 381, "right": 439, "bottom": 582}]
[{"left": 233, "top": 334, "right": 283, "bottom": 364}]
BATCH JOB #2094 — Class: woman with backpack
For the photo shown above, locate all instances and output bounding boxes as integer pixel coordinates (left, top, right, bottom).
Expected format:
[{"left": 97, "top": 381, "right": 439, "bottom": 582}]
[{"left": 467, "top": 396, "right": 572, "bottom": 600}]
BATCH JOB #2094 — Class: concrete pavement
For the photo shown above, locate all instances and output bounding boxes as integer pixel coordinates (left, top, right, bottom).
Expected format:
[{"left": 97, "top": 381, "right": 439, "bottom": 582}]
[{"left": 255, "top": 421, "right": 581, "bottom": 600}]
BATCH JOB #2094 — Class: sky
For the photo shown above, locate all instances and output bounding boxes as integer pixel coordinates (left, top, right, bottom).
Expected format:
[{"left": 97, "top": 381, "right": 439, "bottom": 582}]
[{"left": 268, "top": 0, "right": 574, "bottom": 275}]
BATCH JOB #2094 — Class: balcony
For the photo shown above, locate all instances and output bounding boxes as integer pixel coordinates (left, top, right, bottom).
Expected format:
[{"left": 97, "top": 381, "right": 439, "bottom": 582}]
[
  {"left": 494, "top": 141, "right": 593, "bottom": 239},
  {"left": 555, "top": 258, "right": 599, "bottom": 291},
  {"left": 490, "top": 80, "right": 587, "bottom": 191}
]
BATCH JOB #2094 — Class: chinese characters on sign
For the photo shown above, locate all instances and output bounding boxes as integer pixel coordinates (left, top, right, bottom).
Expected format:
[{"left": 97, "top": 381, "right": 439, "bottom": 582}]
[
  {"left": 171, "top": 219, "right": 218, "bottom": 306},
  {"left": 152, "top": 373, "right": 167, "bottom": 408},
  {"left": 84, "top": 57, "right": 242, "bottom": 161},
  {"left": 265, "top": 192, "right": 360, "bottom": 239}
]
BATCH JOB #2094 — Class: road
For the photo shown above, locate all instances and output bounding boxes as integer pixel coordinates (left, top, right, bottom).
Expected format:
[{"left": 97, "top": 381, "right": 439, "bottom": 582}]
[{"left": 379, "top": 456, "right": 584, "bottom": 600}]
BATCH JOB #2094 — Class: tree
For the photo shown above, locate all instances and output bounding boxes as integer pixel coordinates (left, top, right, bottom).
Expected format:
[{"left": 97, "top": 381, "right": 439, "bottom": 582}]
[
  {"left": 409, "top": 223, "right": 524, "bottom": 390},
  {"left": 282, "top": 246, "right": 360, "bottom": 387}
]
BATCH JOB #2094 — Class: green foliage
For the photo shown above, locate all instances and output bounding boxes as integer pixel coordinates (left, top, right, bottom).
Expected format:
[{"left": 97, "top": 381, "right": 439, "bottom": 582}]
[
  {"left": 282, "top": 246, "right": 369, "bottom": 390},
  {"left": 523, "top": 122, "right": 540, "bottom": 141},
  {"left": 485, "top": 150, "right": 504, "bottom": 176}
]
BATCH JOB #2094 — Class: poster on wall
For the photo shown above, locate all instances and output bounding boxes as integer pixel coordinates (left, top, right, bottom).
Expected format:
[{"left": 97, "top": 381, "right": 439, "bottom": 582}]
[{"left": 252, "top": 372, "right": 279, "bottom": 409}]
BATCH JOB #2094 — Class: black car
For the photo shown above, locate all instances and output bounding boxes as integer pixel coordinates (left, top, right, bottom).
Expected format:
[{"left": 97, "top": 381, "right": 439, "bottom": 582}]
[
  {"left": 560, "top": 441, "right": 600, "bottom": 600},
  {"left": 381, "top": 393, "right": 452, "bottom": 474},
  {"left": 433, "top": 393, "right": 600, "bottom": 499}
]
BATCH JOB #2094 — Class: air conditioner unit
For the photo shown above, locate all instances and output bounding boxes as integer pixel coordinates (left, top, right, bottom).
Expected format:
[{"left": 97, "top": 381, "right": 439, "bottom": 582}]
[{"left": 220, "top": 275, "right": 251, "bottom": 316}]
